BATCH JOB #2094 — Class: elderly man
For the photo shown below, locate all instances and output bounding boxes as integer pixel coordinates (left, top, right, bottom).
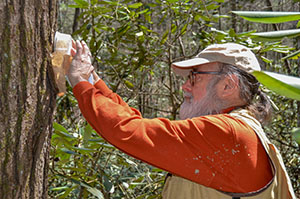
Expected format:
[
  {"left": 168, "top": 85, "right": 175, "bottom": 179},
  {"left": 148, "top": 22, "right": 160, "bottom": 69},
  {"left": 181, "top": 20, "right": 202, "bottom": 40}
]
[{"left": 67, "top": 42, "right": 296, "bottom": 198}]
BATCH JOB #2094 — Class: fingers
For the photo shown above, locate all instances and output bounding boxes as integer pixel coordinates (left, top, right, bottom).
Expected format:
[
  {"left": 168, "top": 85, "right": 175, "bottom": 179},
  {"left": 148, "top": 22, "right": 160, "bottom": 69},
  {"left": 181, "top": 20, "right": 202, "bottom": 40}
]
[
  {"left": 81, "top": 40, "right": 92, "bottom": 57},
  {"left": 70, "top": 40, "right": 77, "bottom": 57},
  {"left": 72, "top": 39, "right": 76, "bottom": 49},
  {"left": 75, "top": 40, "right": 83, "bottom": 57},
  {"left": 70, "top": 47, "right": 76, "bottom": 57},
  {"left": 74, "top": 40, "right": 91, "bottom": 59},
  {"left": 88, "top": 65, "right": 94, "bottom": 74}
]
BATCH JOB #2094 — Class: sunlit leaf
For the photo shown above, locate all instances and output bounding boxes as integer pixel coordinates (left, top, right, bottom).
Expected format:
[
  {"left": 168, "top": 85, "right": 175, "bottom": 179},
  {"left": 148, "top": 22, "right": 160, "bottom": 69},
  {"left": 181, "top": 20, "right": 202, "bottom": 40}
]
[
  {"left": 83, "top": 124, "right": 93, "bottom": 147},
  {"left": 69, "top": 0, "right": 89, "bottom": 8},
  {"left": 232, "top": 11, "right": 300, "bottom": 23},
  {"left": 50, "top": 186, "right": 69, "bottom": 191},
  {"left": 124, "top": 80, "right": 134, "bottom": 89},
  {"left": 292, "top": 128, "right": 300, "bottom": 144},
  {"left": 251, "top": 71, "right": 300, "bottom": 100},
  {"left": 80, "top": 181, "right": 104, "bottom": 199},
  {"left": 100, "top": 0, "right": 119, "bottom": 6},
  {"left": 297, "top": 20, "right": 300, "bottom": 28},
  {"left": 53, "top": 123, "right": 75, "bottom": 139},
  {"left": 281, "top": 49, "right": 300, "bottom": 60},
  {"left": 180, "top": 24, "right": 188, "bottom": 35},
  {"left": 160, "top": 29, "right": 169, "bottom": 44},
  {"left": 57, "top": 186, "right": 77, "bottom": 199},
  {"left": 250, "top": 29, "right": 300, "bottom": 42},
  {"left": 136, "top": 31, "right": 143, "bottom": 37},
  {"left": 87, "top": 187, "right": 104, "bottom": 199},
  {"left": 206, "top": 4, "right": 219, "bottom": 10},
  {"left": 260, "top": 56, "right": 273, "bottom": 63},
  {"left": 128, "top": 2, "right": 143, "bottom": 9},
  {"left": 53, "top": 122, "right": 70, "bottom": 134}
]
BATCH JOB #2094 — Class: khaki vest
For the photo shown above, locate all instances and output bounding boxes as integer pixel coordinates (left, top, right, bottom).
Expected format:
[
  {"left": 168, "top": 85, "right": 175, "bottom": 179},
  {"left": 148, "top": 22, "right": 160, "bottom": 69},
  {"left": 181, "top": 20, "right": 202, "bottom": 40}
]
[{"left": 162, "top": 109, "right": 296, "bottom": 199}]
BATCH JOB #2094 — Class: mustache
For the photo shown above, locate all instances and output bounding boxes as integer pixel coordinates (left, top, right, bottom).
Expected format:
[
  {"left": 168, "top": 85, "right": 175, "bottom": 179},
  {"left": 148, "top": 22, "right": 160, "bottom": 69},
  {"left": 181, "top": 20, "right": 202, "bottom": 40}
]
[{"left": 183, "top": 92, "right": 193, "bottom": 98}]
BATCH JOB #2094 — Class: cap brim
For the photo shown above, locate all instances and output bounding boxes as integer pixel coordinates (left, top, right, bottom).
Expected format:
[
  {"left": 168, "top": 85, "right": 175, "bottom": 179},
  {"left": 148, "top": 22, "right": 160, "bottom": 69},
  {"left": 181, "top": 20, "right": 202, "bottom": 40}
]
[{"left": 171, "top": 58, "right": 211, "bottom": 76}]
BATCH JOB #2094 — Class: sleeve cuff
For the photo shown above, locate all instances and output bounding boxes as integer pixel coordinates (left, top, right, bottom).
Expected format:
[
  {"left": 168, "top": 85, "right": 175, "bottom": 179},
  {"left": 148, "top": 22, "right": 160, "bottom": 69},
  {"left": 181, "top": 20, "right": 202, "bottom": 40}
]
[{"left": 73, "top": 79, "right": 113, "bottom": 99}]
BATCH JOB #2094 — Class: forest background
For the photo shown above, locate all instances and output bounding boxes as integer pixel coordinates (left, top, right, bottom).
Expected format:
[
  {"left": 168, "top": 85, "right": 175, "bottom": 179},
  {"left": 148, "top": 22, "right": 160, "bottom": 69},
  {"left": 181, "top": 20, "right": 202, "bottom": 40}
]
[
  {"left": 54, "top": 0, "right": 300, "bottom": 198},
  {"left": 0, "top": 0, "right": 299, "bottom": 198}
]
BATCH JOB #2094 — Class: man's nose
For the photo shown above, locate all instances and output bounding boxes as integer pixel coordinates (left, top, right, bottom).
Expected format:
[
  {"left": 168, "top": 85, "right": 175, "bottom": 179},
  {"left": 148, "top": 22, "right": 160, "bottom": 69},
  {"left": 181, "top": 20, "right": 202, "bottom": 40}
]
[{"left": 182, "top": 80, "right": 192, "bottom": 92}]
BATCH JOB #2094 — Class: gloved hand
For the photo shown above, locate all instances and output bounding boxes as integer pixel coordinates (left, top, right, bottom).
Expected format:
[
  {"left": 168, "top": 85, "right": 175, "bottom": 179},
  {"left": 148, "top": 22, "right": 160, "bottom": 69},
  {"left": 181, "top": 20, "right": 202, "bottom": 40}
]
[{"left": 66, "top": 40, "right": 94, "bottom": 87}]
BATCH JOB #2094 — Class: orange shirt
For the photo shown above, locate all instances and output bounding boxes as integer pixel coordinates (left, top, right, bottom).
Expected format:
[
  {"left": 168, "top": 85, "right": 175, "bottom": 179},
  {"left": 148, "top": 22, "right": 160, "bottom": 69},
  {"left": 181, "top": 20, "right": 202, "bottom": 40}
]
[{"left": 73, "top": 80, "right": 273, "bottom": 193}]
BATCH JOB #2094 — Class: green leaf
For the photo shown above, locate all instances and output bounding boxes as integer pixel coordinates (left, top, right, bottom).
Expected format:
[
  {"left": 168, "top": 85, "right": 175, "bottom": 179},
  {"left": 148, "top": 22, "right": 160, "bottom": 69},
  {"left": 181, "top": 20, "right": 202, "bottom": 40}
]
[
  {"left": 79, "top": 181, "right": 104, "bottom": 199},
  {"left": 194, "top": 14, "right": 201, "bottom": 21},
  {"left": 57, "top": 186, "right": 77, "bottom": 199},
  {"left": 87, "top": 187, "right": 105, "bottom": 199},
  {"left": 171, "top": 24, "right": 177, "bottom": 33},
  {"left": 160, "top": 29, "right": 169, "bottom": 44},
  {"left": 281, "top": 49, "right": 300, "bottom": 60},
  {"left": 83, "top": 124, "right": 93, "bottom": 147},
  {"left": 260, "top": 56, "right": 273, "bottom": 63},
  {"left": 69, "top": 0, "right": 89, "bottom": 8},
  {"left": 53, "top": 123, "right": 75, "bottom": 139},
  {"left": 50, "top": 186, "right": 69, "bottom": 191},
  {"left": 180, "top": 24, "right": 188, "bottom": 35},
  {"left": 53, "top": 122, "right": 70, "bottom": 134},
  {"left": 292, "top": 128, "right": 300, "bottom": 144},
  {"left": 206, "top": 4, "right": 219, "bottom": 10},
  {"left": 63, "top": 177, "right": 104, "bottom": 199},
  {"left": 72, "top": 146, "right": 97, "bottom": 153},
  {"left": 100, "top": 0, "right": 119, "bottom": 6},
  {"left": 128, "top": 2, "right": 143, "bottom": 9},
  {"left": 103, "top": 175, "right": 114, "bottom": 193},
  {"left": 251, "top": 71, "right": 300, "bottom": 100},
  {"left": 60, "top": 148, "right": 79, "bottom": 155},
  {"left": 232, "top": 11, "right": 300, "bottom": 24},
  {"left": 251, "top": 29, "right": 300, "bottom": 42},
  {"left": 91, "top": 0, "right": 97, "bottom": 6},
  {"left": 297, "top": 20, "right": 300, "bottom": 28},
  {"left": 124, "top": 80, "right": 134, "bottom": 89}
]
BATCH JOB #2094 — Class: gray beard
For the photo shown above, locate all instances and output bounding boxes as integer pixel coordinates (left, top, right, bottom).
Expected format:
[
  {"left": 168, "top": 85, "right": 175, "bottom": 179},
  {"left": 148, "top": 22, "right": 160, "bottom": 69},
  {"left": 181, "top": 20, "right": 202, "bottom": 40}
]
[{"left": 179, "top": 90, "right": 225, "bottom": 120}]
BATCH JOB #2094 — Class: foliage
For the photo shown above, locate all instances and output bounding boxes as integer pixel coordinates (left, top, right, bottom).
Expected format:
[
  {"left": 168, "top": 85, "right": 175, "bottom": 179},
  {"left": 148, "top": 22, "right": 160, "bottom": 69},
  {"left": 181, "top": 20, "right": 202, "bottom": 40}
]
[
  {"left": 49, "top": 120, "right": 164, "bottom": 198},
  {"left": 231, "top": 11, "right": 300, "bottom": 24},
  {"left": 233, "top": 11, "right": 300, "bottom": 144},
  {"left": 50, "top": 1, "right": 300, "bottom": 198},
  {"left": 233, "top": 10, "right": 300, "bottom": 196},
  {"left": 51, "top": 0, "right": 229, "bottom": 198},
  {"left": 252, "top": 71, "right": 300, "bottom": 100}
]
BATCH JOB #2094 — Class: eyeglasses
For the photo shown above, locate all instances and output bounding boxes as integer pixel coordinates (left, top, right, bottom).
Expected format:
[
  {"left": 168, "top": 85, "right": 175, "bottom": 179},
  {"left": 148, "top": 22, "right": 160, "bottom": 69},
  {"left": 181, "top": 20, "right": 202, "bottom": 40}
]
[{"left": 188, "top": 71, "right": 223, "bottom": 86}]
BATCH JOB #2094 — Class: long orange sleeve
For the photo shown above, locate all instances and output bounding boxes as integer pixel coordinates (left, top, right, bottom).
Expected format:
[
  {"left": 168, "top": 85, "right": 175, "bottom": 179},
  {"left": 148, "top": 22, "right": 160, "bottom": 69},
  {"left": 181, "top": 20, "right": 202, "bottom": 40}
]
[{"left": 73, "top": 80, "right": 272, "bottom": 193}]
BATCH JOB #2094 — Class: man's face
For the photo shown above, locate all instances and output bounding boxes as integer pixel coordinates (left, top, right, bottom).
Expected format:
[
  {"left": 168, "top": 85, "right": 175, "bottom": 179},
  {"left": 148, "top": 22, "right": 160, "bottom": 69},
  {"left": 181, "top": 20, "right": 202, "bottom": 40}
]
[{"left": 179, "top": 62, "right": 224, "bottom": 119}]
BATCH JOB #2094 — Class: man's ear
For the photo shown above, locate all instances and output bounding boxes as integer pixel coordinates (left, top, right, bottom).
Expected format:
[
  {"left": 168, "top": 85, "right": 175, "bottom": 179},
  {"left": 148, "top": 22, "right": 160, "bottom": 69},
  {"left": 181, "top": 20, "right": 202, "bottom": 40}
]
[{"left": 219, "top": 74, "right": 239, "bottom": 98}]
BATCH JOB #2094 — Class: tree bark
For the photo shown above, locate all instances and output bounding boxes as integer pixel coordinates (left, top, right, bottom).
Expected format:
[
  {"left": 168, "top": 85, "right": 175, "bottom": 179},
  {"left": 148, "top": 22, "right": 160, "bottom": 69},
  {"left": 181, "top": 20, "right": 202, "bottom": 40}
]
[{"left": 0, "top": 0, "right": 57, "bottom": 198}]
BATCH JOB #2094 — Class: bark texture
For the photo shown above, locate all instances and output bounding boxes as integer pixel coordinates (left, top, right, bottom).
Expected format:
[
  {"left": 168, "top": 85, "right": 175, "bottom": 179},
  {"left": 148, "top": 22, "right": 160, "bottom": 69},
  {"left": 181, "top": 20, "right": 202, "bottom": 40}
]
[{"left": 0, "top": 0, "right": 58, "bottom": 198}]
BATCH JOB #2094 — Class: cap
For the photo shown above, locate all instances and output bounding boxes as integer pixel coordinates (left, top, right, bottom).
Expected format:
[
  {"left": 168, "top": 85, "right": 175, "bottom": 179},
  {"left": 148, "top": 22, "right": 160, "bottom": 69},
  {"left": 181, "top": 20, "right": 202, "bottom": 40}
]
[{"left": 171, "top": 43, "right": 261, "bottom": 76}]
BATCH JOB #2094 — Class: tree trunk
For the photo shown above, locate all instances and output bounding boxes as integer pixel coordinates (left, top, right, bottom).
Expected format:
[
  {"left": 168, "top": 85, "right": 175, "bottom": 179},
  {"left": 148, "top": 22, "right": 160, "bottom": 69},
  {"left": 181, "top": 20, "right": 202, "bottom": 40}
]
[{"left": 0, "top": 0, "right": 57, "bottom": 198}]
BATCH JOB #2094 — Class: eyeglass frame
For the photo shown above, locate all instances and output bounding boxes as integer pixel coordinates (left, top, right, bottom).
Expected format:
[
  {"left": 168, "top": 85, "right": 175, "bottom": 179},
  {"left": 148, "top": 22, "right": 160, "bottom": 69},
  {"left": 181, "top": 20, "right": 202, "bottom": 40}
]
[{"left": 188, "top": 70, "right": 223, "bottom": 86}]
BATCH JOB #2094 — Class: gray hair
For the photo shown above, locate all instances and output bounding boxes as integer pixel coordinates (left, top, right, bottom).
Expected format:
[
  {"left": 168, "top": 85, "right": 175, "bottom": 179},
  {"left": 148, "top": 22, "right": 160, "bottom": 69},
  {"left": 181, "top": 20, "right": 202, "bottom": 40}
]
[{"left": 208, "top": 63, "right": 272, "bottom": 124}]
